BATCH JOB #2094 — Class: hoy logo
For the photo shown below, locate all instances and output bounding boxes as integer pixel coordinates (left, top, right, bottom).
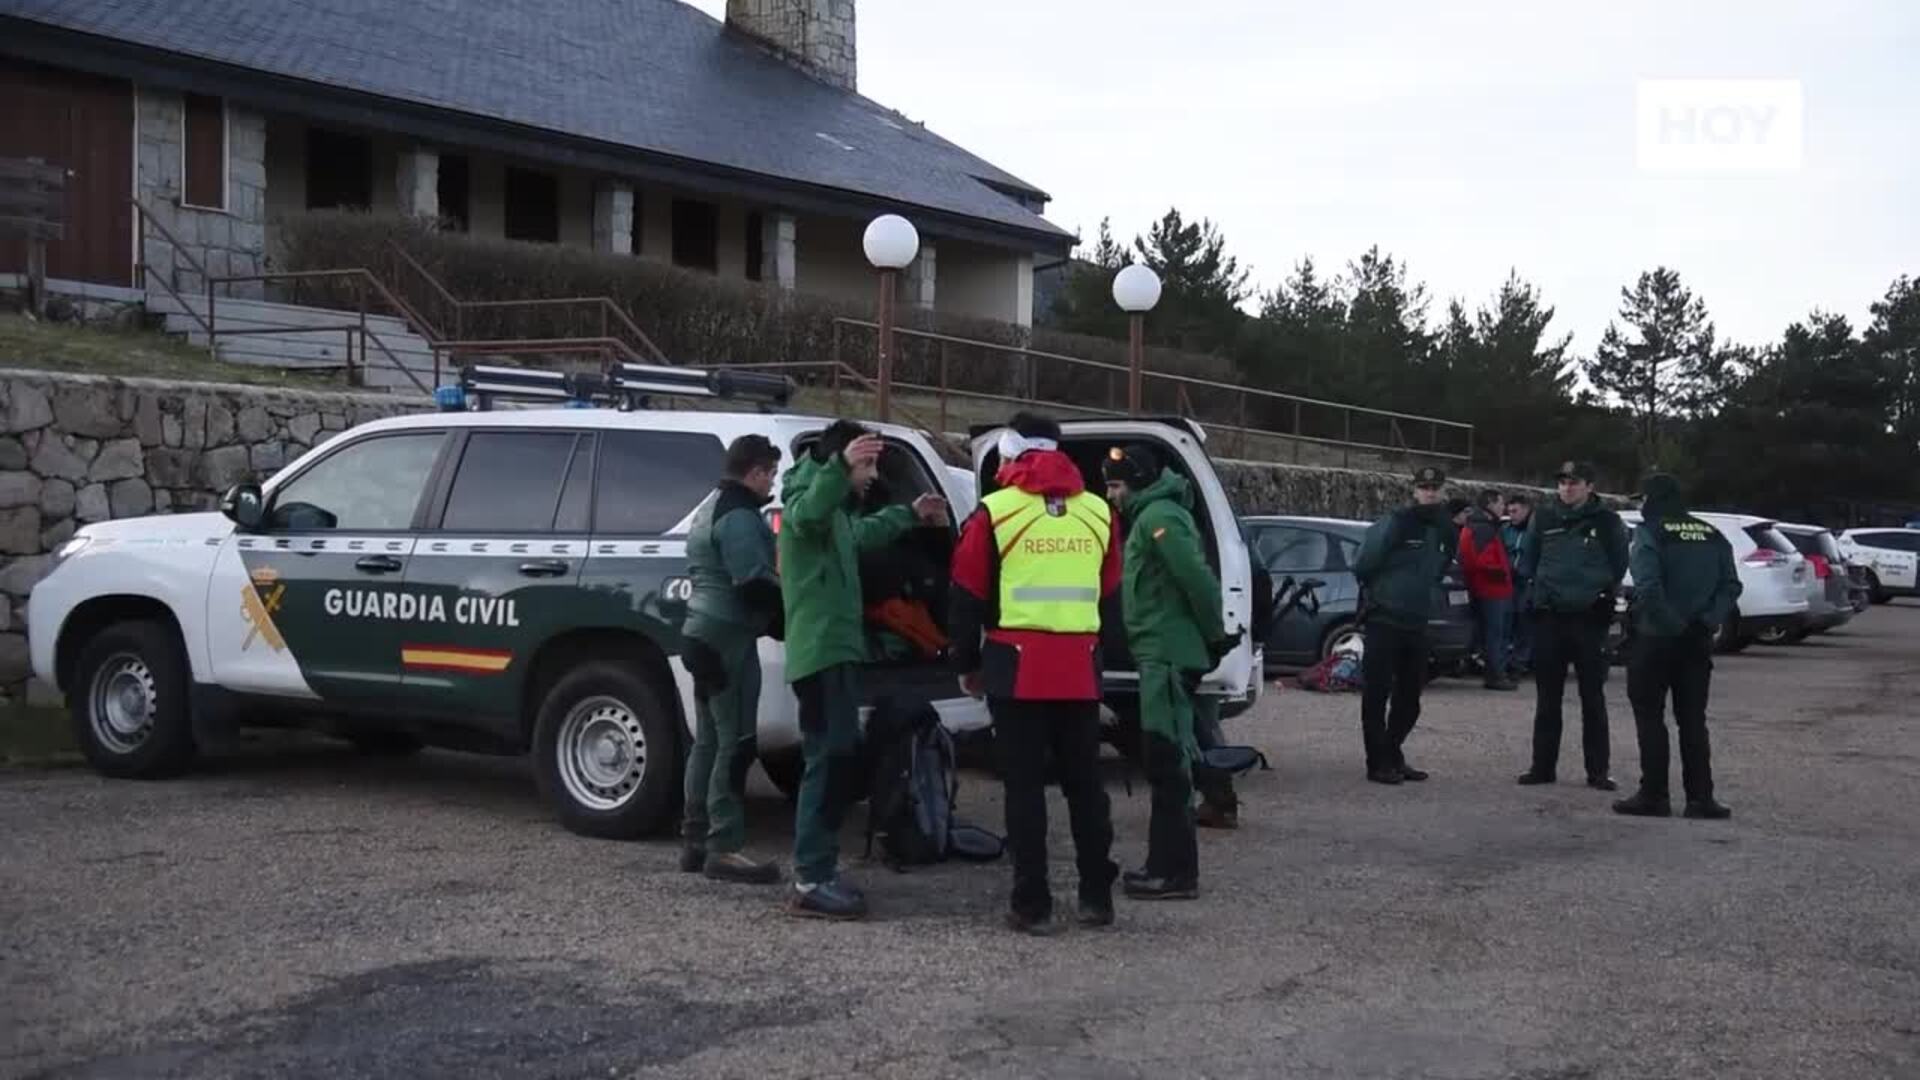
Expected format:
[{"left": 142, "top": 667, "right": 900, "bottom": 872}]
[{"left": 1636, "top": 79, "right": 1803, "bottom": 172}]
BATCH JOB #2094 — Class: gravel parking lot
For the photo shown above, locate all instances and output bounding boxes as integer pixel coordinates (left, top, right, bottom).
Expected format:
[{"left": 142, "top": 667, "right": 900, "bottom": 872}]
[{"left": 4, "top": 606, "right": 1918, "bottom": 1079}]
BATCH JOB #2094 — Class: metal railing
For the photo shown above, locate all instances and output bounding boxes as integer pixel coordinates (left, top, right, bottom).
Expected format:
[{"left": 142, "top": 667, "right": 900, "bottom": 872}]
[
  {"left": 208, "top": 269, "right": 436, "bottom": 394},
  {"left": 830, "top": 318, "right": 1474, "bottom": 467}
]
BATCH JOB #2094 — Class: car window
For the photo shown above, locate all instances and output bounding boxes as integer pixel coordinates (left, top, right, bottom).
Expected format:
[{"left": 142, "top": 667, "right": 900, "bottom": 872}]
[
  {"left": 1334, "top": 536, "right": 1361, "bottom": 569},
  {"left": 1746, "top": 525, "right": 1797, "bottom": 555},
  {"left": 271, "top": 432, "right": 444, "bottom": 531},
  {"left": 1860, "top": 531, "right": 1920, "bottom": 553},
  {"left": 440, "top": 431, "right": 579, "bottom": 533},
  {"left": 594, "top": 430, "right": 726, "bottom": 535},
  {"left": 1256, "top": 526, "right": 1330, "bottom": 573},
  {"left": 554, "top": 435, "right": 597, "bottom": 533}
]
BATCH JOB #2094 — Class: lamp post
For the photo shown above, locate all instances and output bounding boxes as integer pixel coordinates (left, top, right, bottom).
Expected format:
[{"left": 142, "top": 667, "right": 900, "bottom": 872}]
[
  {"left": 863, "top": 213, "right": 920, "bottom": 422},
  {"left": 1111, "top": 263, "right": 1162, "bottom": 415}
]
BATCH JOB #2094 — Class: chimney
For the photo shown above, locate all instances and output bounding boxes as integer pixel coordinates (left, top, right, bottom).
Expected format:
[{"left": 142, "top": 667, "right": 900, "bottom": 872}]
[{"left": 725, "top": 0, "right": 857, "bottom": 92}]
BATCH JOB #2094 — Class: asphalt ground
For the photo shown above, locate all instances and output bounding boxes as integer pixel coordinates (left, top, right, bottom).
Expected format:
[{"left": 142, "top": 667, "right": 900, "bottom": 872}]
[{"left": 3, "top": 605, "right": 1918, "bottom": 1079}]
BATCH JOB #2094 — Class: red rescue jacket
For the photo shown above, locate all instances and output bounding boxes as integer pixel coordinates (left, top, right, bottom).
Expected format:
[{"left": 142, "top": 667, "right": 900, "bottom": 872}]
[
  {"left": 1459, "top": 511, "right": 1515, "bottom": 601},
  {"left": 949, "top": 450, "right": 1121, "bottom": 700}
]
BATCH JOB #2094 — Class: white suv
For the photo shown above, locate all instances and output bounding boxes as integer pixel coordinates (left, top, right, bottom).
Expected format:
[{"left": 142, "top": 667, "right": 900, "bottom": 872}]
[
  {"left": 29, "top": 372, "right": 1260, "bottom": 839},
  {"left": 1621, "top": 510, "right": 1809, "bottom": 650},
  {"left": 1837, "top": 528, "right": 1920, "bottom": 603}
]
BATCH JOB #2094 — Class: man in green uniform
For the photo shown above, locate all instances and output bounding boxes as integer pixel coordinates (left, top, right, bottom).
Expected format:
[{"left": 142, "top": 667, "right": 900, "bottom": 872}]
[
  {"left": 679, "top": 435, "right": 785, "bottom": 885},
  {"left": 1104, "top": 445, "right": 1236, "bottom": 901},
  {"left": 780, "top": 420, "right": 947, "bottom": 919},
  {"left": 1518, "top": 461, "right": 1629, "bottom": 791},
  {"left": 1614, "top": 474, "right": 1740, "bottom": 820},
  {"left": 1352, "top": 466, "right": 1456, "bottom": 784}
]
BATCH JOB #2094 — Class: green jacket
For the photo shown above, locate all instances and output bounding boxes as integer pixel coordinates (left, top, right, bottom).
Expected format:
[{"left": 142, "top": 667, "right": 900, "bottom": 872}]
[
  {"left": 1119, "top": 471, "right": 1225, "bottom": 671},
  {"left": 1522, "top": 497, "right": 1629, "bottom": 613},
  {"left": 777, "top": 453, "right": 916, "bottom": 683},
  {"left": 1353, "top": 503, "right": 1455, "bottom": 630},
  {"left": 1629, "top": 512, "right": 1743, "bottom": 637},
  {"left": 684, "top": 480, "right": 779, "bottom": 646}
]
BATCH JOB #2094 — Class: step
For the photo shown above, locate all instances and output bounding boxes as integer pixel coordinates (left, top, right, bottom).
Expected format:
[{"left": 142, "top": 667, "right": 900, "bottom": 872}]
[
  {"left": 176, "top": 327, "right": 436, "bottom": 367},
  {"left": 163, "top": 311, "right": 432, "bottom": 350},
  {"left": 147, "top": 291, "right": 417, "bottom": 338}
]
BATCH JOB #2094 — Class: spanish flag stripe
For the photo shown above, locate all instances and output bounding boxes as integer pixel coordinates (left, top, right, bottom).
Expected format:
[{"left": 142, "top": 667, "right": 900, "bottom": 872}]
[{"left": 401, "top": 645, "right": 513, "bottom": 673}]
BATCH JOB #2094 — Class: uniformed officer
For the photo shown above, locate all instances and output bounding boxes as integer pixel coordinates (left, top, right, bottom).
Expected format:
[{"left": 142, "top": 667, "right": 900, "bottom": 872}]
[
  {"left": 779, "top": 420, "right": 948, "bottom": 920},
  {"left": 1614, "top": 473, "right": 1740, "bottom": 820},
  {"left": 1352, "top": 466, "right": 1457, "bottom": 784},
  {"left": 951, "top": 412, "right": 1121, "bottom": 934},
  {"left": 1104, "top": 445, "right": 1238, "bottom": 901},
  {"left": 679, "top": 434, "right": 785, "bottom": 884},
  {"left": 1517, "top": 460, "right": 1629, "bottom": 791}
]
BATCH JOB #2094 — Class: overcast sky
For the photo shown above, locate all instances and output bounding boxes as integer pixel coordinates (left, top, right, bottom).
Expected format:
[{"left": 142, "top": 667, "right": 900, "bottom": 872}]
[{"left": 690, "top": 0, "right": 1917, "bottom": 353}]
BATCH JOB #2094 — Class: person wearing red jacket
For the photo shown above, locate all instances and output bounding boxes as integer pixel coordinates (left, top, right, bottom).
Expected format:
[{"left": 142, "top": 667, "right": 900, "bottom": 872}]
[
  {"left": 951, "top": 412, "right": 1122, "bottom": 934},
  {"left": 1460, "top": 488, "right": 1520, "bottom": 691}
]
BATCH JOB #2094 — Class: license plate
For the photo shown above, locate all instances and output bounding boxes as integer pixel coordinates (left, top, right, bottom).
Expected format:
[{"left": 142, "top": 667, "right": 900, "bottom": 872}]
[{"left": 1449, "top": 590, "right": 1469, "bottom": 605}]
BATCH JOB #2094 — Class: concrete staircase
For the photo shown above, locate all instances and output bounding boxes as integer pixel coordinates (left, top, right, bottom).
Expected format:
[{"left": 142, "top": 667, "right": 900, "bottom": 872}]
[{"left": 145, "top": 291, "right": 442, "bottom": 393}]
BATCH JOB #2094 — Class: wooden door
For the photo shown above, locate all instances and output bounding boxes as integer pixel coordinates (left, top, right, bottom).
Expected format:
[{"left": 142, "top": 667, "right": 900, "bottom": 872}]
[{"left": 0, "top": 57, "right": 134, "bottom": 287}]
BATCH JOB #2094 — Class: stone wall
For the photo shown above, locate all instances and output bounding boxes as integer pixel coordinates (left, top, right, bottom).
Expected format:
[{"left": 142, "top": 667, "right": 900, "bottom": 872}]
[
  {"left": 0, "top": 370, "right": 430, "bottom": 701},
  {"left": 136, "top": 90, "right": 269, "bottom": 299},
  {"left": 725, "top": 0, "right": 858, "bottom": 90}
]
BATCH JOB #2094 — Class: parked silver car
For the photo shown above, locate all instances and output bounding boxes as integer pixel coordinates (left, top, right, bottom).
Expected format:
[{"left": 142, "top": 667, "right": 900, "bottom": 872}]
[{"left": 1776, "top": 524, "right": 1856, "bottom": 636}]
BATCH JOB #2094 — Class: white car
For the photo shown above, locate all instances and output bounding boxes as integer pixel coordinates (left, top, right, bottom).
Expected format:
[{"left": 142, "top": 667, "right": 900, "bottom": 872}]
[
  {"left": 1837, "top": 528, "right": 1920, "bottom": 603},
  {"left": 29, "top": 366, "right": 1260, "bottom": 839},
  {"left": 1621, "top": 510, "right": 1809, "bottom": 650}
]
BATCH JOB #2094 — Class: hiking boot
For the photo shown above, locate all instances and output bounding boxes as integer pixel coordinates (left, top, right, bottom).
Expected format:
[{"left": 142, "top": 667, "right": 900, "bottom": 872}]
[
  {"left": 1683, "top": 799, "right": 1732, "bottom": 820},
  {"left": 1484, "top": 677, "right": 1519, "bottom": 691},
  {"left": 1005, "top": 909, "right": 1060, "bottom": 936},
  {"left": 1121, "top": 867, "right": 1153, "bottom": 889},
  {"left": 1587, "top": 775, "right": 1619, "bottom": 792},
  {"left": 1367, "top": 767, "right": 1404, "bottom": 785},
  {"left": 1077, "top": 902, "right": 1115, "bottom": 929},
  {"left": 786, "top": 879, "right": 868, "bottom": 921},
  {"left": 678, "top": 845, "right": 706, "bottom": 873},
  {"left": 1516, "top": 770, "right": 1556, "bottom": 786},
  {"left": 1396, "top": 762, "right": 1430, "bottom": 782},
  {"left": 1612, "top": 790, "right": 1672, "bottom": 817},
  {"left": 1195, "top": 801, "right": 1240, "bottom": 830},
  {"left": 703, "top": 852, "right": 781, "bottom": 885},
  {"left": 1123, "top": 876, "right": 1199, "bottom": 901}
]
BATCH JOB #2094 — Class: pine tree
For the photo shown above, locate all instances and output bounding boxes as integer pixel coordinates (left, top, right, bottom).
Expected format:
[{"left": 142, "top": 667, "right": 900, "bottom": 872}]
[{"left": 1584, "top": 267, "right": 1725, "bottom": 459}]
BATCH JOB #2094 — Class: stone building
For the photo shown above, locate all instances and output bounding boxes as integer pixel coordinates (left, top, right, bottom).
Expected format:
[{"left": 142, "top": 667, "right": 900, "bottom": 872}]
[{"left": 0, "top": 0, "right": 1068, "bottom": 326}]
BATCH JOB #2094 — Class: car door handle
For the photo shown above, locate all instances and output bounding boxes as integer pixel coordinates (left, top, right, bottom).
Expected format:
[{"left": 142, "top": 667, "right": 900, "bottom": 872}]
[
  {"left": 355, "top": 555, "right": 404, "bottom": 574},
  {"left": 518, "top": 559, "right": 570, "bottom": 578}
]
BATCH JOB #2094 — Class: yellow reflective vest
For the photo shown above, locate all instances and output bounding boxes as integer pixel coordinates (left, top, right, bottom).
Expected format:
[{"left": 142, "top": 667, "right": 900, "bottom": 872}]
[{"left": 981, "top": 486, "right": 1111, "bottom": 633}]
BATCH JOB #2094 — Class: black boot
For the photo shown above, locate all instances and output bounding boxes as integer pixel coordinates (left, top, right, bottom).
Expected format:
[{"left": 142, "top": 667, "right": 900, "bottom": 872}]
[
  {"left": 1367, "top": 766, "right": 1404, "bottom": 785},
  {"left": 786, "top": 879, "right": 868, "bottom": 920},
  {"left": 678, "top": 844, "right": 706, "bottom": 873},
  {"left": 1396, "top": 761, "right": 1430, "bottom": 782},
  {"left": 1586, "top": 775, "right": 1619, "bottom": 791},
  {"left": 1005, "top": 909, "right": 1060, "bottom": 936},
  {"left": 1123, "top": 876, "right": 1199, "bottom": 901},
  {"left": 1516, "top": 770, "right": 1555, "bottom": 785},
  {"left": 1612, "top": 789, "right": 1672, "bottom": 817},
  {"left": 703, "top": 852, "right": 781, "bottom": 885},
  {"left": 1684, "top": 798, "right": 1732, "bottom": 820}
]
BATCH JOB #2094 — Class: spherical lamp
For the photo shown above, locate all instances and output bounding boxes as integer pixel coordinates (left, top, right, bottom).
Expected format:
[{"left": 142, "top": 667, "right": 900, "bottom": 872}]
[{"left": 863, "top": 214, "right": 920, "bottom": 270}]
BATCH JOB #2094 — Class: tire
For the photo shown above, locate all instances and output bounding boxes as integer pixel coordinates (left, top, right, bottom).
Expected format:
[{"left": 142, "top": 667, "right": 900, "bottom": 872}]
[
  {"left": 344, "top": 729, "right": 424, "bottom": 756},
  {"left": 1319, "top": 621, "right": 1362, "bottom": 663},
  {"left": 69, "top": 619, "right": 196, "bottom": 778},
  {"left": 532, "top": 659, "right": 681, "bottom": 840},
  {"left": 1866, "top": 571, "right": 1890, "bottom": 605},
  {"left": 759, "top": 749, "right": 804, "bottom": 801}
]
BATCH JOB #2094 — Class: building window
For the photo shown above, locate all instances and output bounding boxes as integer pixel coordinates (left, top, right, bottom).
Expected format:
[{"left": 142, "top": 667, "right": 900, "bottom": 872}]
[
  {"left": 438, "top": 153, "right": 470, "bottom": 232},
  {"left": 504, "top": 167, "right": 558, "bottom": 243},
  {"left": 305, "top": 128, "right": 373, "bottom": 210},
  {"left": 745, "top": 211, "right": 764, "bottom": 281},
  {"left": 181, "top": 93, "right": 226, "bottom": 210},
  {"left": 630, "top": 191, "right": 644, "bottom": 256},
  {"left": 672, "top": 198, "right": 718, "bottom": 272}
]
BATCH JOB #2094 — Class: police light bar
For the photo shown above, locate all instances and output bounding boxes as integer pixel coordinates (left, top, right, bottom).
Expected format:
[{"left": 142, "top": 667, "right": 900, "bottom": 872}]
[
  {"left": 452, "top": 362, "right": 795, "bottom": 411},
  {"left": 611, "top": 363, "right": 793, "bottom": 407}
]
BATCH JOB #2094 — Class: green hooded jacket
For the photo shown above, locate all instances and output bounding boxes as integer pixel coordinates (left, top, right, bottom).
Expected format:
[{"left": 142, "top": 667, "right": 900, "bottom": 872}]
[
  {"left": 1522, "top": 497, "right": 1629, "bottom": 613},
  {"left": 1353, "top": 502, "right": 1455, "bottom": 630},
  {"left": 684, "top": 481, "right": 779, "bottom": 646},
  {"left": 1628, "top": 481, "right": 1743, "bottom": 637},
  {"left": 777, "top": 452, "right": 916, "bottom": 683},
  {"left": 1119, "top": 471, "right": 1225, "bottom": 671}
]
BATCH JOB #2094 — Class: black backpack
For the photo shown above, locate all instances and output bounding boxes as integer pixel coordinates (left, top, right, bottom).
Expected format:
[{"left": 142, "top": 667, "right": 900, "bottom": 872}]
[{"left": 863, "top": 702, "right": 1002, "bottom": 868}]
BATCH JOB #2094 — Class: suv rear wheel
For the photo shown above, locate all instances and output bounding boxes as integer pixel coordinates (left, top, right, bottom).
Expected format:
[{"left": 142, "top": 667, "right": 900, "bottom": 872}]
[
  {"left": 70, "top": 619, "right": 196, "bottom": 778},
  {"left": 532, "top": 659, "right": 679, "bottom": 839},
  {"left": 1865, "top": 569, "right": 1890, "bottom": 605}
]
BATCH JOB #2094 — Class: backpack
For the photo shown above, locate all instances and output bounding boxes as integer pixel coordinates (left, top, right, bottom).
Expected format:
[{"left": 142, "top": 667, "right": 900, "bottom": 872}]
[
  {"left": 1297, "top": 651, "right": 1364, "bottom": 693},
  {"left": 863, "top": 702, "right": 1003, "bottom": 868}
]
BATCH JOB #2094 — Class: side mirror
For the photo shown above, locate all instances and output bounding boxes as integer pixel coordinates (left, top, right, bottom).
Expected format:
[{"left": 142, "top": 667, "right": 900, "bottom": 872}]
[{"left": 220, "top": 483, "right": 266, "bottom": 531}]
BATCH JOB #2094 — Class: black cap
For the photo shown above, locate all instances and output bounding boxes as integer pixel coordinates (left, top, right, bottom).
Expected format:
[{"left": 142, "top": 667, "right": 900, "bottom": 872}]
[
  {"left": 1103, "top": 444, "right": 1161, "bottom": 488},
  {"left": 1555, "top": 460, "right": 1597, "bottom": 483},
  {"left": 1412, "top": 465, "right": 1446, "bottom": 487}
]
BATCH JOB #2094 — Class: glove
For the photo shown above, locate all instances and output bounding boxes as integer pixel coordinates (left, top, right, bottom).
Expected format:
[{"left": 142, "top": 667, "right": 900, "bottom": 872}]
[{"left": 1206, "top": 628, "right": 1245, "bottom": 667}]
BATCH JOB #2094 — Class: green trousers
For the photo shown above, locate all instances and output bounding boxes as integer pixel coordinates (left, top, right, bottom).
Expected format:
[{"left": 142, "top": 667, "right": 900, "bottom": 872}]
[
  {"left": 1139, "top": 661, "right": 1199, "bottom": 882},
  {"left": 682, "top": 633, "right": 760, "bottom": 855},
  {"left": 792, "top": 664, "right": 863, "bottom": 886}
]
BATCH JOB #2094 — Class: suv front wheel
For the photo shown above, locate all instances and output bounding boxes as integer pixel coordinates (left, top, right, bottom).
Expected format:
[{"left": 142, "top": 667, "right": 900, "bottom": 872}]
[
  {"left": 532, "top": 659, "right": 679, "bottom": 839},
  {"left": 70, "top": 619, "right": 197, "bottom": 778}
]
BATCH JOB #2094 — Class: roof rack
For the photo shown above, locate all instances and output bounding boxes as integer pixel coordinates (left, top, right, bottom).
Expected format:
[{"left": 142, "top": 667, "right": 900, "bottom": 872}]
[{"left": 439, "top": 363, "right": 795, "bottom": 413}]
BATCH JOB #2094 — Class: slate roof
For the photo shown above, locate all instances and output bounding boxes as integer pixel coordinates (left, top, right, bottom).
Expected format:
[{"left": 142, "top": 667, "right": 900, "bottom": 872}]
[{"left": 0, "top": 0, "right": 1071, "bottom": 248}]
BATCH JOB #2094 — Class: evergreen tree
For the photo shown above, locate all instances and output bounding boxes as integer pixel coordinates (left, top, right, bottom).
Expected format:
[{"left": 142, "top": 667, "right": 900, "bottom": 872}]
[
  {"left": 1584, "top": 267, "right": 1724, "bottom": 459},
  {"left": 1864, "top": 275, "right": 1920, "bottom": 455}
]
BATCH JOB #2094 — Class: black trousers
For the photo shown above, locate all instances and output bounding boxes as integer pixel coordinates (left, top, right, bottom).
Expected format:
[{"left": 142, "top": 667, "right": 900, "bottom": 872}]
[
  {"left": 1627, "top": 630, "right": 1716, "bottom": 802},
  {"left": 1359, "top": 622, "right": 1428, "bottom": 771},
  {"left": 993, "top": 698, "right": 1117, "bottom": 919},
  {"left": 1531, "top": 611, "right": 1611, "bottom": 779}
]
